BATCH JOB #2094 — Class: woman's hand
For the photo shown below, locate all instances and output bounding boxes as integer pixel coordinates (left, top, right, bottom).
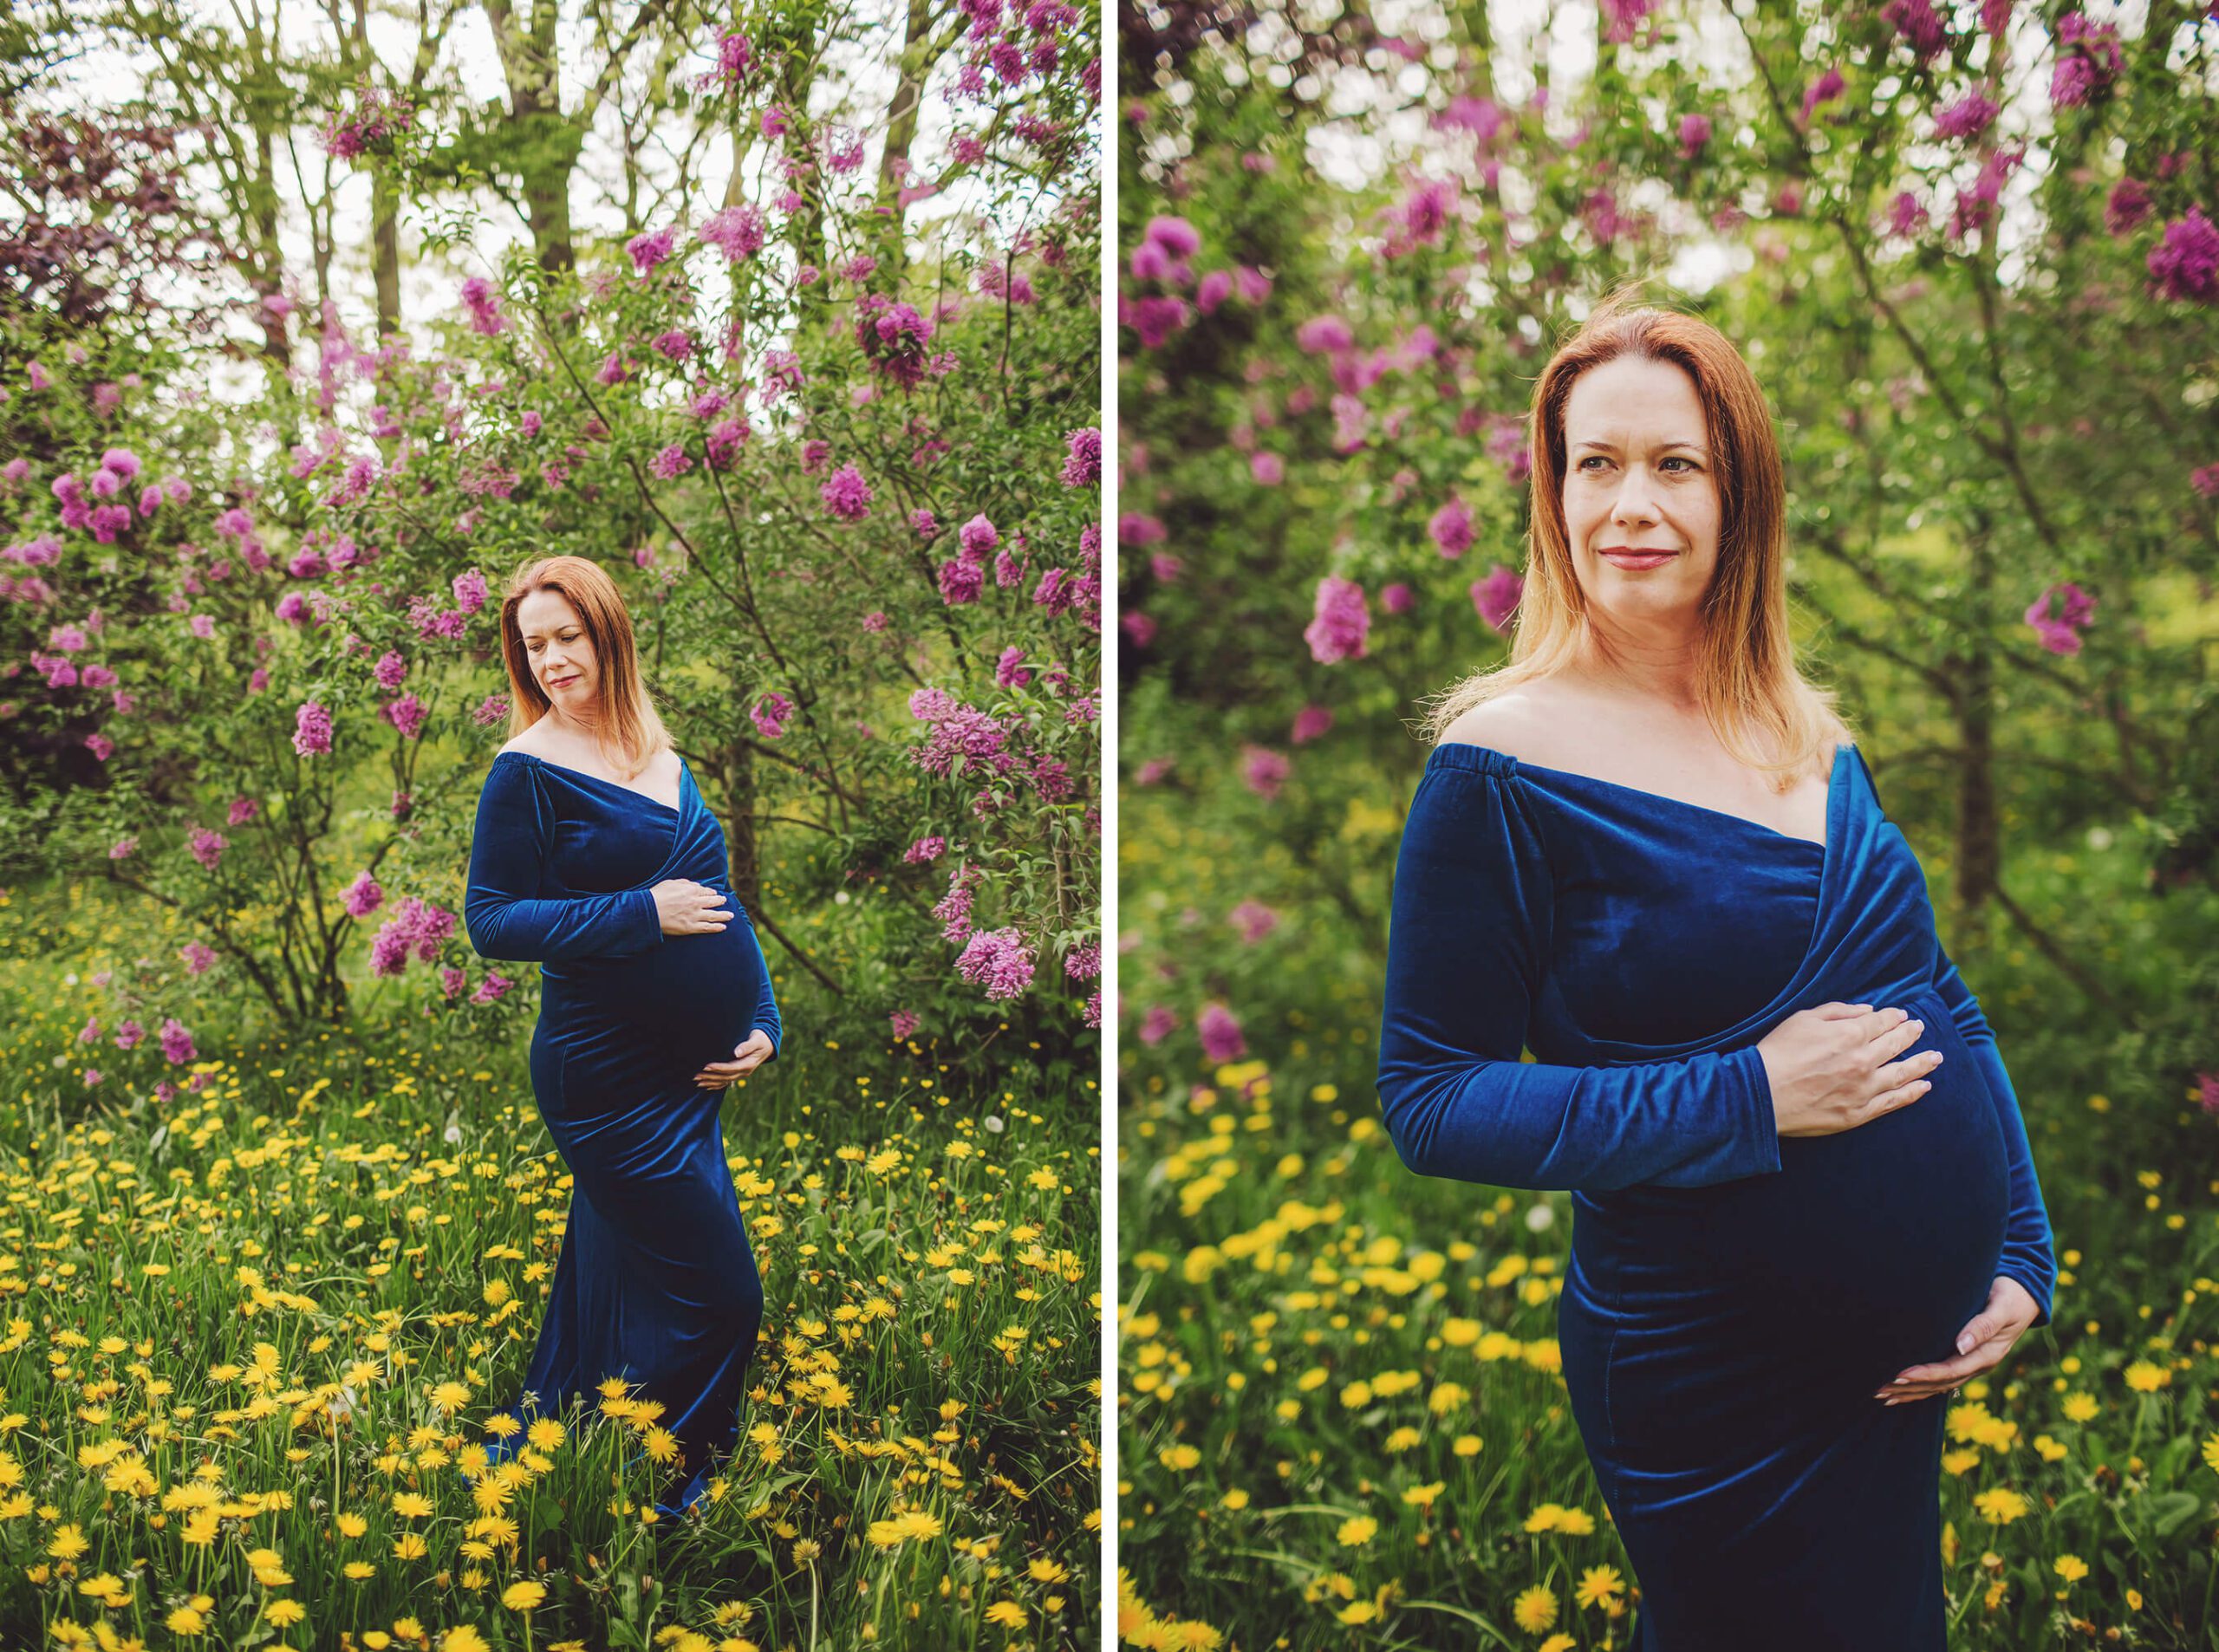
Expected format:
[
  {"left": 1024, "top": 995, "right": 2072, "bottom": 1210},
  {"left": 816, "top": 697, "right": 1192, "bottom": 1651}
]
[
  {"left": 1757, "top": 1002, "right": 1946, "bottom": 1138},
  {"left": 1875, "top": 1276, "right": 2041, "bottom": 1405},
  {"left": 693, "top": 1030, "right": 775, "bottom": 1090},
  {"left": 652, "top": 879, "right": 731, "bottom": 936}
]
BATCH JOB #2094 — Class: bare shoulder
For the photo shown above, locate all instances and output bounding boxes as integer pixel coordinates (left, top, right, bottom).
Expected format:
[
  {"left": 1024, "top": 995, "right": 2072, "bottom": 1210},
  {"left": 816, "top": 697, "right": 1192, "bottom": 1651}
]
[{"left": 1435, "top": 687, "right": 1571, "bottom": 765}]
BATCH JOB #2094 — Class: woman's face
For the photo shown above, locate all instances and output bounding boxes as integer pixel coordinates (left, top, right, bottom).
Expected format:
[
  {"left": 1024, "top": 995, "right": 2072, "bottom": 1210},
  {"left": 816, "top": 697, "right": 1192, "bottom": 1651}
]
[
  {"left": 1559, "top": 354, "right": 1723, "bottom": 629},
  {"left": 516, "top": 589, "right": 596, "bottom": 711}
]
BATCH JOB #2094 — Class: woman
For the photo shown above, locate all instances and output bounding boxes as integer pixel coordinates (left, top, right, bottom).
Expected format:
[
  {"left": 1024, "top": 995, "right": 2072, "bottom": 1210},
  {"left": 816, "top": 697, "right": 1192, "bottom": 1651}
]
[
  {"left": 463, "top": 554, "right": 782, "bottom": 1519},
  {"left": 1376, "top": 294, "right": 2056, "bottom": 1649}
]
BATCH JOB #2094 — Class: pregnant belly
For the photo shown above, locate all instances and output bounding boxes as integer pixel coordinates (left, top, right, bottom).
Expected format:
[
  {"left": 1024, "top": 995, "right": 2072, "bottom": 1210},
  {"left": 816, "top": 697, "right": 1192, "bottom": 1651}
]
[
  {"left": 545, "top": 914, "right": 765, "bottom": 1071},
  {"left": 1580, "top": 986, "right": 2010, "bottom": 1360}
]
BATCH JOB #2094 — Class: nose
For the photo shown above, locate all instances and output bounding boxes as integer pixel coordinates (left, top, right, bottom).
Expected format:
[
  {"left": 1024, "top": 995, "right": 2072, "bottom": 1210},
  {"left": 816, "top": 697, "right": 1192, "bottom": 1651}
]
[{"left": 1610, "top": 467, "right": 1662, "bottom": 528}]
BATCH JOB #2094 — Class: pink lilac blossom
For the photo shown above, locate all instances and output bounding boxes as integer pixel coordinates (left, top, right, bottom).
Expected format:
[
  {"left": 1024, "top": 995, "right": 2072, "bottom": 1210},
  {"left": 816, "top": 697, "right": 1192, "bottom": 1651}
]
[
  {"left": 1304, "top": 576, "right": 1370, "bottom": 664},
  {"left": 2026, "top": 581, "right": 2097, "bottom": 654},
  {"left": 1800, "top": 68, "right": 1845, "bottom": 126},
  {"left": 159, "top": 1018, "right": 197, "bottom": 1063},
  {"left": 1228, "top": 900, "right": 1280, "bottom": 943},
  {"left": 2148, "top": 209, "right": 2219, "bottom": 304},
  {"left": 752, "top": 692, "right": 795, "bottom": 738},
  {"left": 381, "top": 693, "right": 429, "bottom": 738},
  {"left": 114, "top": 1019, "right": 144, "bottom": 1050},
  {"left": 2105, "top": 178, "right": 2153, "bottom": 237},
  {"left": 1934, "top": 94, "right": 1998, "bottom": 141},
  {"left": 1678, "top": 114, "right": 1712, "bottom": 159},
  {"left": 461, "top": 276, "right": 506, "bottom": 336},
  {"left": 889, "top": 1009, "right": 920, "bottom": 1040},
  {"left": 1473, "top": 565, "right": 1525, "bottom": 633},
  {"left": 293, "top": 699, "right": 334, "bottom": 756},
  {"left": 1242, "top": 746, "right": 1288, "bottom": 799},
  {"left": 940, "top": 558, "right": 985, "bottom": 605},
  {"left": 1064, "top": 941, "right": 1101, "bottom": 980},
  {"left": 1197, "top": 1002, "right": 1247, "bottom": 1062},
  {"left": 1881, "top": 0, "right": 1949, "bottom": 64},
  {"left": 188, "top": 829, "right": 226, "bottom": 870},
  {"left": 955, "top": 927, "right": 1035, "bottom": 999},
  {"left": 1430, "top": 496, "right": 1474, "bottom": 558},
  {"left": 343, "top": 872, "right": 384, "bottom": 918},
  {"left": 995, "top": 647, "right": 1033, "bottom": 688},
  {"left": 452, "top": 569, "right": 487, "bottom": 614},
  {"left": 1138, "top": 1005, "right": 1178, "bottom": 1045},
  {"left": 1292, "top": 705, "right": 1333, "bottom": 743},
  {"left": 904, "top": 836, "right": 947, "bottom": 864},
  {"left": 472, "top": 693, "right": 510, "bottom": 727},
  {"left": 626, "top": 226, "right": 678, "bottom": 274},
  {"left": 651, "top": 443, "right": 693, "bottom": 479},
  {"left": 933, "top": 864, "right": 980, "bottom": 943},
  {"left": 226, "top": 797, "right": 258, "bottom": 827},
  {"left": 2051, "top": 11, "right": 2123, "bottom": 108},
  {"left": 368, "top": 895, "right": 458, "bottom": 976},
  {"left": 821, "top": 464, "right": 873, "bottom": 519},
  {"left": 472, "top": 972, "right": 514, "bottom": 1005},
  {"left": 180, "top": 942, "right": 216, "bottom": 975},
  {"left": 374, "top": 651, "right": 408, "bottom": 692},
  {"left": 109, "top": 836, "right": 137, "bottom": 860},
  {"left": 1062, "top": 427, "right": 1100, "bottom": 487}
]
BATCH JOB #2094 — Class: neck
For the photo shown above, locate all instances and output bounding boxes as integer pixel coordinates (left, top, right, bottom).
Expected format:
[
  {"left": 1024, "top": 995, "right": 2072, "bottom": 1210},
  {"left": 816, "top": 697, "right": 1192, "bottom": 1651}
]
[{"left": 1572, "top": 618, "right": 1707, "bottom": 717}]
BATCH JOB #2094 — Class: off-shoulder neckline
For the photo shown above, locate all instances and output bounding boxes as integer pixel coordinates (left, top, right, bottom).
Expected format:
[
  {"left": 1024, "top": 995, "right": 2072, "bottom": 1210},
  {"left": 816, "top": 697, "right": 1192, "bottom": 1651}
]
[
  {"left": 1428, "top": 738, "right": 1853, "bottom": 853},
  {"left": 493, "top": 748, "right": 687, "bottom": 814}
]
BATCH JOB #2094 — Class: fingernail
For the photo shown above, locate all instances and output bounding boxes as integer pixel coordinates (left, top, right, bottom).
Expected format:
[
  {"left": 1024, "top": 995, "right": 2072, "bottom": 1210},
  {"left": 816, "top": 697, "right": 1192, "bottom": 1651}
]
[
  {"left": 1956, "top": 1333, "right": 1974, "bottom": 1354},
  {"left": 1891, "top": 1377, "right": 1911, "bottom": 1386}
]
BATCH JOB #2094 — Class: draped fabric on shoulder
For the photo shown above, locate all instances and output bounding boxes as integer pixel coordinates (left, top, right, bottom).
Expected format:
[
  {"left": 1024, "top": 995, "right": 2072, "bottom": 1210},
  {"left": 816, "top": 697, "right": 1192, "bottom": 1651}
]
[
  {"left": 1376, "top": 738, "right": 2056, "bottom": 1650},
  {"left": 465, "top": 751, "right": 782, "bottom": 1513}
]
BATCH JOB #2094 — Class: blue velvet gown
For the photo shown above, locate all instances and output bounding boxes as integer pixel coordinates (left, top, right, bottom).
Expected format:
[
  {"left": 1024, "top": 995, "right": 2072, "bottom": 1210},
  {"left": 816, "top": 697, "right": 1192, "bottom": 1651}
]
[
  {"left": 1376, "top": 740, "right": 2056, "bottom": 1650},
  {"left": 463, "top": 750, "right": 781, "bottom": 1512}
]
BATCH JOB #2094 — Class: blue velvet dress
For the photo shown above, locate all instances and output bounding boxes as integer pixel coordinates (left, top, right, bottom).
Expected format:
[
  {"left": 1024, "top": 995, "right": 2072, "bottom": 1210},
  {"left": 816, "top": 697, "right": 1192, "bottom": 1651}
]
[
  {"left": 1376, "top": 740, "right": 2055, "bottom": 1650},
  {"left": 463, "top": 750, "right": 781, "bottom": 1511}
]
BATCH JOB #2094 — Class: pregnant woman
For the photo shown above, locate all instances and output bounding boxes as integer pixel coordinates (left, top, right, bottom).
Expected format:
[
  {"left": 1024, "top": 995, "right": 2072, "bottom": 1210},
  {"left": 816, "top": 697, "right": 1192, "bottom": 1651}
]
[
  {"left": 464, "top": 554, "right": 782, "bottom": 1519},
  {"left": 1376, "top": 297, "right": 2056, "bottom": 1649}
]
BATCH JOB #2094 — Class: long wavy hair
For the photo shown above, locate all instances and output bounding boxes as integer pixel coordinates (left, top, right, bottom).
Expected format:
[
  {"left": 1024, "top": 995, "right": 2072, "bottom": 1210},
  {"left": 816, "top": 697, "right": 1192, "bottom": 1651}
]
[
  {"left": 1420, "top": 281, "right": 1852, "bottom": 790},
  {"left": 495, "top": 555, "right": 673, "bottom": 781}
]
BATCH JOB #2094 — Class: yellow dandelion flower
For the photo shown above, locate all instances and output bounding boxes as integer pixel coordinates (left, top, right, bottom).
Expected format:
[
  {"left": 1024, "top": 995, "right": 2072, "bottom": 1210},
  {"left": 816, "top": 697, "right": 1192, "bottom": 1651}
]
[
  {"left": 1577, "top": 1564, "right": 1624, "bottom": 1607},
  {"left": 47, "top": 1525, "right": 89, "bottom": 1560},
  {"left": 1539, "top": 1636, "right": 1578, "bottom": 1652},
  {"left": 502, "top": 1582, "right": 546, "bottom": 1612},
  {"left": 1159, "top": 1444, "right": 1201, "bottom": 1472},
  {"left": 1336, "top": 1515, "right": 1377, "bottom": 1546},
  {"left": 166, "top": 1604, "right": 207, "bottom": 1636},
  {"left": 2053, "top": 1555, "right": 2088, "bottom": 1583},
  {"left": 267, "top": 1600, "right": 307, "bottom": 1628},
  {"left": 440, "top": 1629, "right": 490, "bottom": 1652},
  {"left": 393, "top": 1493, "right": 435, "bottom": 1519},
  {"left": 1220, "top": 1489, "right": 1250, "bottom": 1510},
  {"left": 344, "top": 1560, "right": 378, "bottom": 1580},
  {"left": 984, "top": 1601, "right": 1026, "bottom": 1628},
  {"left": 2061, "top": 1392, "right": 2099, "bottom": 1422},
  {"left": 1402, "top": 1481, "right": 1445, "bottom": 1509},
  {"left": 1451, "top": 1434, "right": 1483, "bottom": 1457},
  {"left": 1028, "top": 1558, "right": 1069, "bottom": 1584},
  {"left": 527, "top": 1418, "right": 565, "bottom": 1452},
  {"left": 642, "top": 1426, "right": 682, "bottom": 1465},
  {"left": 394, "top": 1532, "right": 428, "bottom": 1560},
  {"left": 2124, "top": 1362, "right": 2170, "bottom": 1393},
  {"left": 1336, "top": 1601, "right": 1378, "bottom": 1624},
  {"left": 1972, "top": 1487, "right": 2029, "bottom": 1525},
  {"left": 1523, "top": 1503, "right": 1565, "bottom": 1533},
  {"left": 1513, "top": 1584, "right": 1558, "bottom": 1633}
]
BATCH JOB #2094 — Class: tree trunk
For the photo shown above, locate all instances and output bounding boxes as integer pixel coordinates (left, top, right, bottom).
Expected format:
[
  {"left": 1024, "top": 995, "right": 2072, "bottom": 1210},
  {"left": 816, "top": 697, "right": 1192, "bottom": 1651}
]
[
  {"left": 869, "top": 0, "right": 933, "bottom": 283},
  {"left": 726, "top": 737, "right": 760, "bottom": 912}
]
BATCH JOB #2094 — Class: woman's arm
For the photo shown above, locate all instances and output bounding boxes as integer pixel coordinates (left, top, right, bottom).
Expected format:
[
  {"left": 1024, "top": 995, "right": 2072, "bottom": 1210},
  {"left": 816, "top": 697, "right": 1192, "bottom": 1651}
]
[
  {"left": 463, "top": 761, "right": 666, "bottom": 963},
  {"left": 1376, "top": 759, "right": 1784, "bottom": 1193},
  {"left": 736, "top": 903, "right": 782, "bottom": 1057},
  {"left": 1929, "top": 943, "right": 2058, "bottom": 1327}
]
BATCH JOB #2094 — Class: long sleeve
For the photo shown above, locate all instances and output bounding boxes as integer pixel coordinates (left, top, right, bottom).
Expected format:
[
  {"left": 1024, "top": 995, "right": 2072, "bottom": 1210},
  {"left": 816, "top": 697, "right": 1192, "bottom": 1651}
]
[
  {"left": 1376, "top": 756, "right": 1784, "bottom": 1192},
  {"left": 1929, "top": 942, "right": 2057, "bottom": 1328},
  {"left": 463, "top": 760, "right": 665, "bottom": 964},
  {"left": 736, "top": 903, "right": 782, "bottom": 1057}
]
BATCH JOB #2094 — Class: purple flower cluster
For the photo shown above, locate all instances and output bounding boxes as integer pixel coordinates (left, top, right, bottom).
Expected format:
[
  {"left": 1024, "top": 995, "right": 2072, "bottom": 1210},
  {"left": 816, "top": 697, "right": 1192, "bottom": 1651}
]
[
  {"left": 1197, "top": 1002, "right": 1247, "bottom": 1062},
  {"left": 343, "top": 872, "right": 384, "bottom": 919},
  {"left": 381, "top": 693, "right": 429, "bottom": 739},
  {"left": 2148, "top": 208, "right": 2219, "bottom": 304},
  {"left": 461, "top": 276, "right": 507, "bottom": 336},
  {"left": 2026, "top": 581, "right": 2097, "bottom": 654},
  {"left": 905, "top": 836, "right": 947, "bottom": 864},
  {"left": 854, "top": 295, "right": 934, "bottom": 389},
  {"left": 954, "top": 927, "right": 1036, "bottom": 1000},
  {"left": 159, "top": 1017, "right": 197, "bottom": 1064},
  {"left": 821, "top": 463, "right": 873, "bottom": 520},
  {"left": 2051, "top": 11, "right": 2123, "bottom": 109},
  {"left": 368, "top": 896, "right": 458, "bottom": 977},
  {"left": 1303, "top": 576, "right": 1370, "bottom": 664},
  {"left": 188, "top": 829, "right": 226, "bottom": 871},
  {"left": 1472, "top": 564, "right": 1525, "bottom": 633},
  {"left": 1062, "top": 426, "right": 1101, "bottom": 488},
  {"left": 695, "top": 203, "right": 764, "bottom": 266},
  {"left": 293, "top": 699, "right": 334, "bottom": 757},
  {"left": 626, "top": 226, "right": 678, "bottom": 275},
  {"left": 752, "top": 692, "right": 795, "bottom": 738}
]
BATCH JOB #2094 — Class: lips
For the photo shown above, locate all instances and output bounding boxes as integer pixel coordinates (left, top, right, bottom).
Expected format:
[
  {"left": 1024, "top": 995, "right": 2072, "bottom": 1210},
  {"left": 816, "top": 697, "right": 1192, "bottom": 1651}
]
[
  {"left": 548, "top": 676, "right": 577, "bottom": 688},
  {"left": 1601, "top": 548, "right": 1676, "bottom": 567}
]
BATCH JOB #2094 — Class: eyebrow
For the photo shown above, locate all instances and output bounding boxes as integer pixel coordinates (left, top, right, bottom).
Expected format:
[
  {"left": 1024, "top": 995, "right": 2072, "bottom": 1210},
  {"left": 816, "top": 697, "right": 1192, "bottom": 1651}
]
[
  {"left": 1572, "top": 439, "right": 1709, "bottom": 458},
  {"left": 518, "top": 621, "right": 580, "bottom": 638}
]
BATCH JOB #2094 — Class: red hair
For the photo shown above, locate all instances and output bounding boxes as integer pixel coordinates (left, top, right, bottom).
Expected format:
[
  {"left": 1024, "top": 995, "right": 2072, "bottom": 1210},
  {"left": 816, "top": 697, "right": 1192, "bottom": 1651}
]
[{"left": 494, "top": 555, "right": 673, "bottom": 779}]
